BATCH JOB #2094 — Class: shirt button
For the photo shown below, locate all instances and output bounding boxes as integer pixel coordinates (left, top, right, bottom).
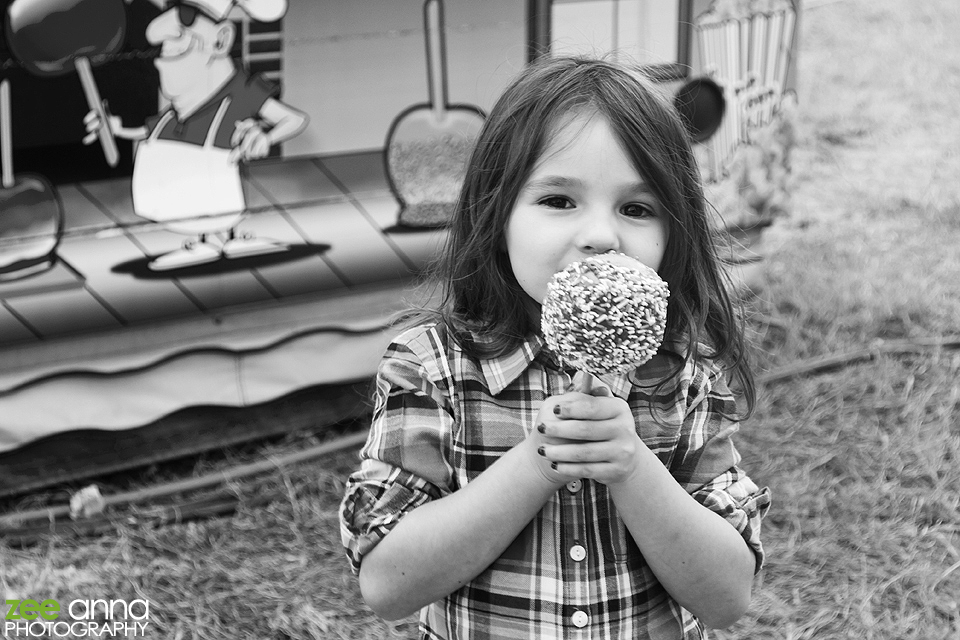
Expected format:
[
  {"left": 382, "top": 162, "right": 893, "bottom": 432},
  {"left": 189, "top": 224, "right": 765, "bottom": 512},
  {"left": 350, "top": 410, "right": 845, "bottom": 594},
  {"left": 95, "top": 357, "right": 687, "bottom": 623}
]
[
  {"left": 566, "top": 479, "right": 582, "bottom": 493},
  {"left": 569, "top": 544, "right": 586, "bottom": 562},
  {"left": 571, "top": 610, "right": 589, "bottom": 628}
]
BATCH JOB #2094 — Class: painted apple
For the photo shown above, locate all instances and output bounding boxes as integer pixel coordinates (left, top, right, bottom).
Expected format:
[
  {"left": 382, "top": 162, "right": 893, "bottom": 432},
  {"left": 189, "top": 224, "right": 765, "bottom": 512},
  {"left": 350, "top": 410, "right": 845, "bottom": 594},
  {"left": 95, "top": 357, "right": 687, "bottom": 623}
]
[
  {"left": 5, "top": 0, "right": 126, "bottom": 166},
  {"left": 0, "top": 173, "right": 63, "bottom": 278},
  {"left": 4, "top": 0, "right": 126, "bottom": 78}
]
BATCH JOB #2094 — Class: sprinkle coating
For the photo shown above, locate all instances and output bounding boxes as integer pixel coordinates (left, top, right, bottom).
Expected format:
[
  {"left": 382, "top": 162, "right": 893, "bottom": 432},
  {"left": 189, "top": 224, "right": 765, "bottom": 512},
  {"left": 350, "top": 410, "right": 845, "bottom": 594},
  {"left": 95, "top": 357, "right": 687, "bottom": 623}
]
[{"left": 541, "top": 253, "right": 670, "bottom": 376}]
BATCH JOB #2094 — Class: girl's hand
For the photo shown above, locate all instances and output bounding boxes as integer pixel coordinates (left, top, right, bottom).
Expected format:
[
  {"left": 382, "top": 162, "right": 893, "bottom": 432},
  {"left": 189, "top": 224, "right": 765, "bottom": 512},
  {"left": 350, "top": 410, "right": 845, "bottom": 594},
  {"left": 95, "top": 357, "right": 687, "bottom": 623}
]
[
  {"left": 523, "top": 398, "right": 570, "bottom": 487},
  {"left": 535, "top": 380, "right": 644, "bottom": 486}
]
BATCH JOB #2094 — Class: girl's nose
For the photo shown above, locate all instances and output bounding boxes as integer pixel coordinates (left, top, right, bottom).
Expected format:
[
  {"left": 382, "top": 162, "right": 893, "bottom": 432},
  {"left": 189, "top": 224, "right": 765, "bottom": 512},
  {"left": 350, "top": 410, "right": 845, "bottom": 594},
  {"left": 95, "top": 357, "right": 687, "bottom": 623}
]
[
  {"left": 146, "top": 8, "right": 181, "bottom": 45},
  {"left": 576, "top": 210, "right": 620, "bottom": 255}
]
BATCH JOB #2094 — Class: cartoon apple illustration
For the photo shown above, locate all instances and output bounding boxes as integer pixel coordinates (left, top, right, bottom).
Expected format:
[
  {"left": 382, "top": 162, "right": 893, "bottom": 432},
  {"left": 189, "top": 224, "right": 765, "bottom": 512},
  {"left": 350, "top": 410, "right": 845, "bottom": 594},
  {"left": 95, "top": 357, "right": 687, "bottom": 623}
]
[
  {"left": 385, "top": 0, "right": 485, "bottom": 228},
  {"left": 5, "top": 0, "right": 126, "bottom": 166},
  {"left": 0, "top": 79, "right": 64, "bottom": 279}
]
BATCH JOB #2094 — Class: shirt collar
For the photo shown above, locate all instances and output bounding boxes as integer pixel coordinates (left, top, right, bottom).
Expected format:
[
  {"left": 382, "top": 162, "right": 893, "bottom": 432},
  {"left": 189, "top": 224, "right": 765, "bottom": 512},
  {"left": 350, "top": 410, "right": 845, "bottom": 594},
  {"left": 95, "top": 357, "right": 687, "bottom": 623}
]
[
  {"left": 474, "top": 331, "right": 688, "bottom": 397},
  {"left": 476, "top": 333, "right": 544, "bottom": 396}
]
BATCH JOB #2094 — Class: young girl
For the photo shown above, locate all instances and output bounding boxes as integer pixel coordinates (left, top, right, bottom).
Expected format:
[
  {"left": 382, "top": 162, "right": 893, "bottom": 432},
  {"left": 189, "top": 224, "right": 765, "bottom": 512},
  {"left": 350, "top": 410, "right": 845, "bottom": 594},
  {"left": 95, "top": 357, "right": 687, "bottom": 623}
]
[{"left": 340, "top": 56, "right": 770, "bottom": 640}]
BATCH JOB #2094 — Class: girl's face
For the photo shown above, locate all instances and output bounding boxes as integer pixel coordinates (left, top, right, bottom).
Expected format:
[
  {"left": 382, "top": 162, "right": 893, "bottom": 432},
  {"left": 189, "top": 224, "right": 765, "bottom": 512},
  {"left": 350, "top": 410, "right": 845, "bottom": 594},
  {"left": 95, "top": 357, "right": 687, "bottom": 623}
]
[{"left": 504, "top": 111, "right": 668, "bottom": 310}]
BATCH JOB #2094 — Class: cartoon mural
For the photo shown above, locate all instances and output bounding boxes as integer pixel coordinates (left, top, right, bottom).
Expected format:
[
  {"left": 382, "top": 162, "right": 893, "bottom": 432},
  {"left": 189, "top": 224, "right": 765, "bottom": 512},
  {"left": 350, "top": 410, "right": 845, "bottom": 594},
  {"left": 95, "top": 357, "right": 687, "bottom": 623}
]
[
  {"left": 5, "top": 0, "right": 126, "bottom": 167},
  {"left": 0, "top": 0, "right": 800, "bottom": 494},
  {"left": 695, "top": 0, "right": 797, "bottom": 179},
  {"left": 692, "top": 0, "right": 799, "bottom": 290},
  {"left": 1, "top": 0, "right": 123, "bottom": 281},
  {"left": 384, "top": 0, "right": 485, "bottom": 228},
  {"left": 0, "top": 77, "right": 63, "bottom": 278},
  {"left": 84, "top": 0, "right": 309, "bottom": 271}
]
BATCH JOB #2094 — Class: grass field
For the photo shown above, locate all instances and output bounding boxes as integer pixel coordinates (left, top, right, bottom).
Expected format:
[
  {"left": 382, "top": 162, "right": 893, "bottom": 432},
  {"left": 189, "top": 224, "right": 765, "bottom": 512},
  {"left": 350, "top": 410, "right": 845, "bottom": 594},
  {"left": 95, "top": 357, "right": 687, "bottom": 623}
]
[{"left": 3, "top": 0, "right": 959, "bottom": 638}]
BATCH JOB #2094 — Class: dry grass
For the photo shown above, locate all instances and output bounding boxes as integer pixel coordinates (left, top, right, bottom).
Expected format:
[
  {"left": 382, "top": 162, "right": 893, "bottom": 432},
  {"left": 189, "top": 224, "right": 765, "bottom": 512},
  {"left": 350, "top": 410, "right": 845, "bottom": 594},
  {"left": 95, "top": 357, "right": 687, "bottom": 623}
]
[
  {"left": 711, "top": 0, "right": 960, "bottom": 637},
  {"left": 1, "top": 427, "right": 420, "bottom": 639},
  {"left": 3, "top": 0, "right": 960, "bottom": 638}
]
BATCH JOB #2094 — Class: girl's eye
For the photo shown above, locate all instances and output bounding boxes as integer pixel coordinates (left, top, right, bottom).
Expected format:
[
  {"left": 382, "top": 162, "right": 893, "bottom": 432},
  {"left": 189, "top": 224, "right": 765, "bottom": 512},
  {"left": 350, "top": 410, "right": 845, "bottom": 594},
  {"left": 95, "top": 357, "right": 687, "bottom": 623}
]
[
  {"left": 621, "top": 202, "right": 656, "bottom": 219},
  {"left": 538, "top": 196, "right": 573, "bottom": 210}
]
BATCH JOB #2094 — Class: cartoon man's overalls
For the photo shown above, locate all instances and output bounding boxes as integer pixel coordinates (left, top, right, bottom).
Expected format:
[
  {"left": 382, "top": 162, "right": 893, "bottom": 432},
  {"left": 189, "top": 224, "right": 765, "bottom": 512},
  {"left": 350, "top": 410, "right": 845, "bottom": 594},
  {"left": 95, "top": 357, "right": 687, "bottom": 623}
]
[{"left": 132, "top": 97, "right": 244, "bottom": 240}]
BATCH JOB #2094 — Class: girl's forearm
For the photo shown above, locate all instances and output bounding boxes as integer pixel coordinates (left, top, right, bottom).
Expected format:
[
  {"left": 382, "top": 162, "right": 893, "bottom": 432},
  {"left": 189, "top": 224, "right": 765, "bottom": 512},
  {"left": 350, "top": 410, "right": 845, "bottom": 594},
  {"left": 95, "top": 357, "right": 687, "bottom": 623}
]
[
  {"left": 358, "top": 440, "right": 561, "bottom": 620},
  {"left": 607, "top": 445, "right": 757, "bottom": 629}
]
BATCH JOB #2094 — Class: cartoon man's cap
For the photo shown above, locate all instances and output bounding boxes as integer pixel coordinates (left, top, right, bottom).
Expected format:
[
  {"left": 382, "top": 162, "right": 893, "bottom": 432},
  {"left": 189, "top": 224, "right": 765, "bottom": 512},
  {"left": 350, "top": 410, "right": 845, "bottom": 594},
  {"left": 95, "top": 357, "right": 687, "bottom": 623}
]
[{"left": 193, "top": 0, "right": 287, "bottom": 22}]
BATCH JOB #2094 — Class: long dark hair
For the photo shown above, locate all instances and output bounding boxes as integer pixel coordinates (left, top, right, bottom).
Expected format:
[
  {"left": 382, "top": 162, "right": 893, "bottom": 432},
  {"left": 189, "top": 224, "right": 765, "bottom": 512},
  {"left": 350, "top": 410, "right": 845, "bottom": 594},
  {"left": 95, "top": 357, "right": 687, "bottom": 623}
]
[{"left": 423, "top": 56, "right": 755, "bottom": 417}]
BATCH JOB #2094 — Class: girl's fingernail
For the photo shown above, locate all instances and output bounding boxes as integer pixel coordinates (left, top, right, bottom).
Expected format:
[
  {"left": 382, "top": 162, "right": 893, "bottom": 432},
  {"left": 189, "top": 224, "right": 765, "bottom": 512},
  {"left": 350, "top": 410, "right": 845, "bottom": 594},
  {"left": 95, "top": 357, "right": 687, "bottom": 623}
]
[
  {"left": 551, "top": 462, "right": 558, "bottom": 471},
  {"left": 537, "top": 446, "right": 546, "bottom": 457},
  {"left": 537, "top": 423, "right": 546, "bottom": 434},
  {"left": 553, "top": 405, "right": 561, "bottom": 416}
]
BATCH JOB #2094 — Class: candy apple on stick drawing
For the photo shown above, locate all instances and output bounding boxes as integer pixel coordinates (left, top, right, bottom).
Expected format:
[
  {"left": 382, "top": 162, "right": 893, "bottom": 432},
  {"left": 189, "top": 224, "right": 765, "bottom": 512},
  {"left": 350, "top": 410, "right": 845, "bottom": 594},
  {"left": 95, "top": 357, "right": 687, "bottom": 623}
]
[
  {"left": 4, "top": 0, "right": 126, "bottom": 167},
  {"left": 0, "top": 79, "right": 64, "bottom": 280}
]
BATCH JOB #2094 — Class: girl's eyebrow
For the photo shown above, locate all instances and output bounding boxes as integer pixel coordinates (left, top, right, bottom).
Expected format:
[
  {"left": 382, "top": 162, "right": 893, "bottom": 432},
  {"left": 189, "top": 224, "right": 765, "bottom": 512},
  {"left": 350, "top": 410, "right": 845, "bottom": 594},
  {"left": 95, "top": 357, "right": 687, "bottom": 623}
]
[
  {"left": 522, "top": 175, "right": 580, "bottom": 191},
  {"left": 523, "top": 175, "right": 655, "bottom": 196}
]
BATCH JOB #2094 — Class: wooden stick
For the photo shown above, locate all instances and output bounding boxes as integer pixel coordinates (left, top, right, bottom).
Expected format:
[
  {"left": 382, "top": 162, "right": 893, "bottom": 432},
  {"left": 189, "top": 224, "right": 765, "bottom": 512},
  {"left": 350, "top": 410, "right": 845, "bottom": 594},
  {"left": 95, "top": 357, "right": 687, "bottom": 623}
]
[
  {"left": 579, "top": 372, "right": 596, "bottom": 395},
  {"left": 75, "top": 56, "right": 119, "bottom": 167},
  {"left": 0, "top": 430, "right": 368, "bottom": 529},
  {"left": 759, "top": 337, "right": 960, "bottom": 385},
  {"left": 424, "top": 0, "right": 448, "bottom": 119},
  {"left": 1, "top": 79, "right": 13, "bottom": 189},
  {"left": 2, "top": 490, "right": 282, "bottom": 547}
]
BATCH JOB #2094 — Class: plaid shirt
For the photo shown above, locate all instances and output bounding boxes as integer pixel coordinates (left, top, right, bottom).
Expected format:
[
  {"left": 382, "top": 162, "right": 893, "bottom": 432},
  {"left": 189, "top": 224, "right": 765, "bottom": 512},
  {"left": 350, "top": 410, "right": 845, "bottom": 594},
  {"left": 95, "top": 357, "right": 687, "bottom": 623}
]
[{"left": 340, "top": 322, "right": 770, "bottom": 640}]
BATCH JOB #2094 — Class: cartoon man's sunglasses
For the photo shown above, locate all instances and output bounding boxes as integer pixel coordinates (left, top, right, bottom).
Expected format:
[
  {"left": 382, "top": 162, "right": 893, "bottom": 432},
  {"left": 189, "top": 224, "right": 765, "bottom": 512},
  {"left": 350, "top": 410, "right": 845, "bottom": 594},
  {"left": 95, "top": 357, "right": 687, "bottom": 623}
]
[{"left": 166, "top": 0, "right": 233, "bottom": 27}]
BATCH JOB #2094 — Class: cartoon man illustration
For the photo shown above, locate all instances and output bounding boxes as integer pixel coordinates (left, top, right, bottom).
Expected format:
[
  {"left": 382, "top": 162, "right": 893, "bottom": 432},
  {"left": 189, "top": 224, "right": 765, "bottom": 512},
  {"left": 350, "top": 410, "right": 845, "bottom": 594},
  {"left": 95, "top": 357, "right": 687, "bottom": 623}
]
[{"left": 85, "top": 0, "right": 308, "bottom": 271}]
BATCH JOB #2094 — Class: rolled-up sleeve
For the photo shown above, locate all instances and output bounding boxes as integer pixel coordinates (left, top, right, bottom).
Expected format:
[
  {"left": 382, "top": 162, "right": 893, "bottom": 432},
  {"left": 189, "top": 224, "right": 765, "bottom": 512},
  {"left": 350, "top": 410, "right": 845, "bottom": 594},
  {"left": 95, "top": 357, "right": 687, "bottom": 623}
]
[
  {"left": 670, "top": 360, "right": 771, "bottom": 572},
  {"left": 690, "top": 466, "right": 770, "bottom": 572},
  {"left": 339, "top": 327, "right": 458, "bottom": 574}
]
